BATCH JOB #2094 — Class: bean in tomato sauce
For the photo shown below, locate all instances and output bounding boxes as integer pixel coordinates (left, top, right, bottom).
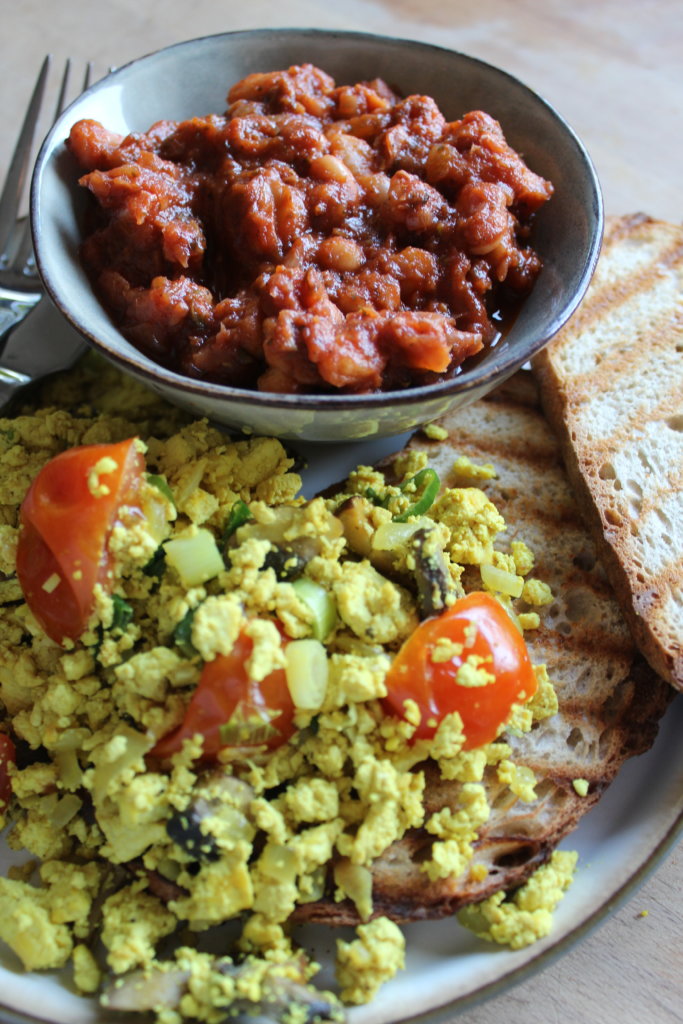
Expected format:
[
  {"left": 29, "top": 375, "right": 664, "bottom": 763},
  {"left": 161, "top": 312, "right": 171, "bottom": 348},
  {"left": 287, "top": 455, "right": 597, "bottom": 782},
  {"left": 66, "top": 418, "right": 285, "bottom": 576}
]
[{"left": 68, "top": 64, "right": 553, "bottom": 394}]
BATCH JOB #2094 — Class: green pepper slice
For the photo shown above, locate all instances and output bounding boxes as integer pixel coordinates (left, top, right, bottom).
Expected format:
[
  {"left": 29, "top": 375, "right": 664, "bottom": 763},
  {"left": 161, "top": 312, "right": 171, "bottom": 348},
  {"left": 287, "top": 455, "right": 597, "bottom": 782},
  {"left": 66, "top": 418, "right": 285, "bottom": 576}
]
[
  {"left": 393, "top": 468, "right": 440, "bottom": 522},
  {"left": 222, "top": 499, "right": 251, "bottom": 543}
]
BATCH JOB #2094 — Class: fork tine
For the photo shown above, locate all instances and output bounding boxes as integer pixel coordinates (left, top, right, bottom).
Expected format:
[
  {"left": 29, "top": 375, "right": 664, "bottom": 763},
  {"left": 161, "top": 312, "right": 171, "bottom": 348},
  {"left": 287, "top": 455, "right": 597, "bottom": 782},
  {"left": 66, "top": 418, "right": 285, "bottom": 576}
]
[
  {"left": 53, "top": 58, "right": 71, "bottom": 119},
  {"left": 14, "top": 59, "right": 87, "bottom": 279},
  {"left": 51, "top": 60, "right": 94, "bottom": 122},
  {"left": 83, "top": 62, "right": 94, "bottom": 93},
  {"left": 0, "top": 55, "right": 51, "bottom": 255}
]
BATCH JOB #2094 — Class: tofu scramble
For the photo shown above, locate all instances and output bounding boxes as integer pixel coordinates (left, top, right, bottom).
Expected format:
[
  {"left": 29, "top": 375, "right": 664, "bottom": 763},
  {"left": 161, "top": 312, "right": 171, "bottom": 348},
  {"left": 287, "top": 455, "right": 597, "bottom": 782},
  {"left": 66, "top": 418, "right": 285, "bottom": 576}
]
[{"left": 0, "top": 360, "right": 577, "bottom": 1022}]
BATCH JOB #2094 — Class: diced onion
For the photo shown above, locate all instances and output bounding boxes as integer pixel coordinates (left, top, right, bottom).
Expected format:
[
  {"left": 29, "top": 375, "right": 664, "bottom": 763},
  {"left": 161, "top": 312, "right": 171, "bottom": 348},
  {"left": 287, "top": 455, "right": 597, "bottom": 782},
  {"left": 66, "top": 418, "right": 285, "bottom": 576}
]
[
  {"left": 480, "top": 563, "right": 524, "bottom": 598},
  {"left": 292, "top": 578, "right": 338, "bottom": 641},
  {"left": 164, "top": 528, "right": 224, "bottom": 587},
  {"left": 141, "top": 477, "right": 175, "bottom": 542},
  {"left": 285, "top": 639, "right": 329, "bottom": 710},
  {"left": 52, "top": 794, "right": 83, "bottom": 829},
  {"left": 334, "top": 859, "right": 373, "bottom": 921},
  {"left": 91, "top": 727, "right": 154, "bottom": 804},
  {"left": 259, "top": 843, "right": 298, "bottom": 882},
  {"left": 372, "top": 517, "right": 430, "bottom": 552},
  {"left": 54, "top": 748, "right": 82, "bottom": 791}
]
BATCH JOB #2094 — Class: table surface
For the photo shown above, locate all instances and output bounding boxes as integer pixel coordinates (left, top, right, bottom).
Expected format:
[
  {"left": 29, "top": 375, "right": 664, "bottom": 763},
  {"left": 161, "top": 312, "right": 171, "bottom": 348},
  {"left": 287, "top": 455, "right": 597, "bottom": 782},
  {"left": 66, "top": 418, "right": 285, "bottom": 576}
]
[{"left": 2, "top": 2, "right": 681, "bottom": 1022}]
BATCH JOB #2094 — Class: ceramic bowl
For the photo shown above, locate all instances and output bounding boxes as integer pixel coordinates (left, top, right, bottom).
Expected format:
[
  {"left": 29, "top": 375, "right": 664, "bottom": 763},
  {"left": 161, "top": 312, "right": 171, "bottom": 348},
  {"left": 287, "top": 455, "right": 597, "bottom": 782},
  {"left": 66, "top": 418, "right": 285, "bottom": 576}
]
[{"left": 31, "top": 28, "right": 603, "bottom": 442}]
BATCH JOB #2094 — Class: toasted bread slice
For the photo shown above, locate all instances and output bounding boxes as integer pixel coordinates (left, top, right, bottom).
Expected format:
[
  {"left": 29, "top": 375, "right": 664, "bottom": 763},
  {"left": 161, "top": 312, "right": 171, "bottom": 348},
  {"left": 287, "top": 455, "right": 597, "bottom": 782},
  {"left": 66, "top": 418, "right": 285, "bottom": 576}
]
[
  {"left": 294, "top": 371, "right": 671, "bottom": 926},
  {"left": 532, "top": 214, "right": 683, "bottom": 690}
]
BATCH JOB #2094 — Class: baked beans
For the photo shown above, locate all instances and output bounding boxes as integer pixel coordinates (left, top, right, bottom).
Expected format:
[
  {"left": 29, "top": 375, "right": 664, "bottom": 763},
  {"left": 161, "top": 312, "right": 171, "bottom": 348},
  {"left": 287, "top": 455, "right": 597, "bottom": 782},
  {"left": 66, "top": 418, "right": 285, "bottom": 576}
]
[{"left": 68, "top": 64, "right": 552, "bottom": 394}]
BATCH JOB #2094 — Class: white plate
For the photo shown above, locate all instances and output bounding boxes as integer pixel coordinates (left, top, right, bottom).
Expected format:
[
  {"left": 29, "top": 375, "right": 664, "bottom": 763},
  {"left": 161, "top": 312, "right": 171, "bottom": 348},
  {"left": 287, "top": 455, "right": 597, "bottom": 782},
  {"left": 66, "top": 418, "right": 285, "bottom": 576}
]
[
  {"left": 1, "top": 351, "right": 682, "bottom": 1024},
  {"left": 2, "top": 680, "right": 681, "bottom": 1024}
]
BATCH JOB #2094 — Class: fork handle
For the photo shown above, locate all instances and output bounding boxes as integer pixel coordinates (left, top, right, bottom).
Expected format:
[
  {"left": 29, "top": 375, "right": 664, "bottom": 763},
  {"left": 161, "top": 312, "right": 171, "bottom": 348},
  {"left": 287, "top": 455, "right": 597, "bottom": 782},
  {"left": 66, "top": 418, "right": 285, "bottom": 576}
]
[
  {"left": 0, "top": 366, "right": 32, "bottom": 411},
  {"left": 0, "top": 298, "right": 39, "bottom": 339}
]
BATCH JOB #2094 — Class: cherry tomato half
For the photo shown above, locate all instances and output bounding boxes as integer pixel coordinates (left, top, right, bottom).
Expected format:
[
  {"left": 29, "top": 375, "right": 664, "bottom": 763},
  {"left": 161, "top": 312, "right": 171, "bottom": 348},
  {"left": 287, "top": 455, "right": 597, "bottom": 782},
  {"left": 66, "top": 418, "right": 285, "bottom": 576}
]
[
  {"left": 0, "top": 734, "right": 16, "bottom": 811},
  {"left": 152, "top": 631, "right": 295, "bottom": 761},
  {"left": 16, "top": 438, "right": 145, "bottom": 644},
  {"left": 383, "top": 591, "right": 537, "bottom": 749}
]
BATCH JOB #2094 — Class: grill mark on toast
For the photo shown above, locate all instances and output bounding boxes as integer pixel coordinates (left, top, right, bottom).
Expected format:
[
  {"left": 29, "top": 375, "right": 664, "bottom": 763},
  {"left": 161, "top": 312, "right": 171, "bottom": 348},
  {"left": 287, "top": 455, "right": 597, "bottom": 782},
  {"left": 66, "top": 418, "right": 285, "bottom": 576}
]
[
  {"left": 591, "top": 492, "right": 683, "bottom": 569},
  {"left": 485, "top": 488, "right": 584, "bottom": 530},
  {"left": 584, "top": 388, "right": 683, "bottom": 452},
  {"left": 559, "top": 328, "right": 681, "bottom": 410},
  {"left": 602, "top": 212, "right": 652, "bottom": 245},
  {"left": 404, "top": 427, "right": 559, "bottom": 474},
  {"left": 563, "top": 393, "right": 681, "bottom": 468},
  {"left": 552, "top": 283, "right": 682, "bottom": 404},
  {"left": 549, "top": 221, "right": 683, "bottom": 342},
  {"left": 532, "top": 623, "right": 634, "bottom": 662}
]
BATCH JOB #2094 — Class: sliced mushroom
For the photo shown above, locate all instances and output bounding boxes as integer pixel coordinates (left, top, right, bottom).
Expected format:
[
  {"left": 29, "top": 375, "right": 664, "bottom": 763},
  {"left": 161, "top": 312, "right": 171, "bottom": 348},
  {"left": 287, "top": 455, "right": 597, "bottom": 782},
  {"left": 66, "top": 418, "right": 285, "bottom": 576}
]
[
  {"left": 103, "top": 966, "right": 190, "bottom": 1011},
  {"left": 410, "top": 526, "right": 458, "bottom": 618},
  {"left": 102, "top": 953, "right": 343, "bottom": 1022},
  {"left": 335, "top": 495, "right": 375, "bottom": 558},
  {"left": 166, "top": 774, "right": 255, "bottom": 863},
  {"left": 263, "top": 541, "right": 312, "bottom": 581},
  {"left": 231, "top": 505, "right": 342, "bottom": 578},
  {"left": 218, "top": 954, "right": 342, "bottom": 1024}
]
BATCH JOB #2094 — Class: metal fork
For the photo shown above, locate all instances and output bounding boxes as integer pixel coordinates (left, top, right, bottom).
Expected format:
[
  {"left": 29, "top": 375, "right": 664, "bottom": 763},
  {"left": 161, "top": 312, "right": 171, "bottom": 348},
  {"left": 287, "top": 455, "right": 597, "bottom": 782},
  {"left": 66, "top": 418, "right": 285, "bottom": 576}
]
[
  {"left": 0, "top": 57, "right": 93, "bottom": 410},
  {"left": 0, "top": 58, "right": 89, "bottom": 333}
]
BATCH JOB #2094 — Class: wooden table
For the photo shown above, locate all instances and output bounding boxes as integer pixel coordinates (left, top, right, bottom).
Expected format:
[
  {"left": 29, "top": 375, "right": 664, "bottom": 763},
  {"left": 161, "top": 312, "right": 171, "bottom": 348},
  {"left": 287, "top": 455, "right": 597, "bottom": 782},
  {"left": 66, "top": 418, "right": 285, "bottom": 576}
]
[{"left": 2, "top": 2, "right": 681, "bottom": 1022}]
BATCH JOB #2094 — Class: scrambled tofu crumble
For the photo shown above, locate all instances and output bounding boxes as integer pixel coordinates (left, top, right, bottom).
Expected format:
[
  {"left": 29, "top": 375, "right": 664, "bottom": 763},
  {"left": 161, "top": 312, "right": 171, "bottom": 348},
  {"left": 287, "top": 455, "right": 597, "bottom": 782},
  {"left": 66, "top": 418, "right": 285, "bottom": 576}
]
[{"left": 0, "top": 358, "right": 576, "bottom": 1021}]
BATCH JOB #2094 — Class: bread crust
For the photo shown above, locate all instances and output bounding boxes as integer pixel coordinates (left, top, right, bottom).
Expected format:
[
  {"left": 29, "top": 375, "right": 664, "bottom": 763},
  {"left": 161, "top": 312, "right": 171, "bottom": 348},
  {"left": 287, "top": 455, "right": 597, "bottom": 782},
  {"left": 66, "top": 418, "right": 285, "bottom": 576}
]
[{"left": 533, "top": 214, "right": 683, "bottom": 690}]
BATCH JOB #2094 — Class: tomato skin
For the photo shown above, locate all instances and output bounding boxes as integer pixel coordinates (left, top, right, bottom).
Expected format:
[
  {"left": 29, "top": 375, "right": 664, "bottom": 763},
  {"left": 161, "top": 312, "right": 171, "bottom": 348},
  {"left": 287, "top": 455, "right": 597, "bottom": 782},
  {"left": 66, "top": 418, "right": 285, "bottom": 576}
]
[
  {"left": 152, "top": 632, "right": 295, "bottom": 761},
  {"left": 0, "top": 734, "right": 16, "bottom": 810},
  {"left": 16, "top": 438, "right": 145, "bottom": 644},
  {"left": 383, "top": 591, "right": 537, "bottom": 749}
]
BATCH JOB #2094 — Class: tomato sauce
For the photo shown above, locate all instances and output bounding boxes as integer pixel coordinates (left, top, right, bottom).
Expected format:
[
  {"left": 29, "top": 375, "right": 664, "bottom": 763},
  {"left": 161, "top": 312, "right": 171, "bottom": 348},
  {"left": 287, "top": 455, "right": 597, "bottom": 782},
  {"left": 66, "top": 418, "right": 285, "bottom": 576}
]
[{"left": 68, "top": 65, "right": 552, "bottom": 394}]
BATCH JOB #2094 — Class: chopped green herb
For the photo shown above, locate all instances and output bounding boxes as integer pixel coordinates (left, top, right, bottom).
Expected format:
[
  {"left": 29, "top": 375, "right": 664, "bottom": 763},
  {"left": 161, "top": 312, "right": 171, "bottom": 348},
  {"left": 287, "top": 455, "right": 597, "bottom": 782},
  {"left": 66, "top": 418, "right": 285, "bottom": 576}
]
[
  {"left": 111, "top": 594, "right": 134, "bottom": 632},
  {"left": 363, "top": 487, "right": 391, "bottom": 508},
  {"left": 173, "top": 607, "right": 198, "bottom": 658},
  {"left": 143, "top": 546, "right": 167, "bottom": 579}
]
